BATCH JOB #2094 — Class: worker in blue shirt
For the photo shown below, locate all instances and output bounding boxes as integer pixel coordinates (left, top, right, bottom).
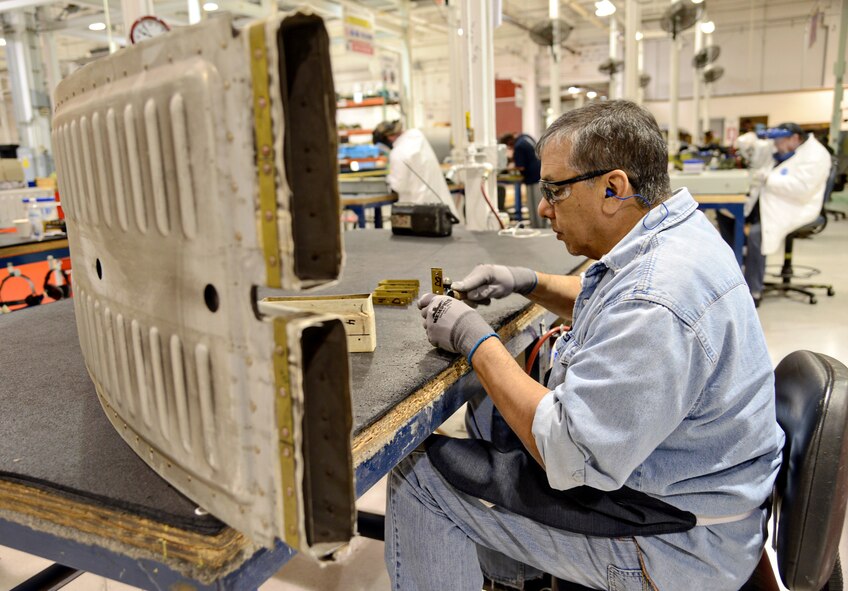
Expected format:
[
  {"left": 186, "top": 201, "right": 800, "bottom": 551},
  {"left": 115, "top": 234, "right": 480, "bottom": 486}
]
[
  {"left": 391, "top": 101, "right": 784, "bottom": 590},
  {"left": 500, "top": 132, "right": 544, "bottom": 228}
]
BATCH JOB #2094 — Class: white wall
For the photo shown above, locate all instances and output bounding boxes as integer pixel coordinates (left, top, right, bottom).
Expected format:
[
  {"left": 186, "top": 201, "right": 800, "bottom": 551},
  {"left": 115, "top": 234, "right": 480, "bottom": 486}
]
[{"left": 644, "top": 88, "right": 841, "bottom": 141}]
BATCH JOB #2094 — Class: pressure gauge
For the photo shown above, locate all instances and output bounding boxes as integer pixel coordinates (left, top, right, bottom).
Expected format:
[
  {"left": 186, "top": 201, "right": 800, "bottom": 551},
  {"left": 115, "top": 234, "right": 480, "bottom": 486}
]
[{"left": 129, "top": 15, "right": 171, "bottom": 45}]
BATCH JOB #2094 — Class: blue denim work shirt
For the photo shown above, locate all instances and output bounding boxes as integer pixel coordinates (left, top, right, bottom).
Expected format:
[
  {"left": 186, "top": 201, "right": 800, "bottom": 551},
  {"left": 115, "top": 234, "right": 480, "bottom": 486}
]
[{"left": 532, "top": 189, "right": 785, "bottom": 584}]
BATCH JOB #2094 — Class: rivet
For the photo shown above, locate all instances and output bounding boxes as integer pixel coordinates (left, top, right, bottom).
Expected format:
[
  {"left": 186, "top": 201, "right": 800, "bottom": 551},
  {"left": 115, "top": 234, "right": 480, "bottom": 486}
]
[
  {"left": 261, "top": 145, "right": 271, "bottom": 156},
  {"left": 269, "top": 255, "right": 277, "bottom": 265},
  {"left": 275, "top": 345, "right": 284, "bottom": 356},
  {"left": 258, "top": 97, "right": 267, "bottom": 108},
  {"left": 281, "top": 427, "right": 290, "bottom": 438},
  {"left": 264, "top": 210, "right": 273, "bottom": 221},
  {"left": 283, "top": 447, "right": 291, "bottom": 457},
  {"left": 279, "top": 387, "right": 287, "bottom": 398},
  {"left": 286, "top": 486, "right": 294, "bottom": 497},
  {"left": 288, "top": 524, "right": 297, "bottom": 534},
  {"left": 254, "top": 48, "right": 263, "bottom": 60},
  {"left": 262, "top": 163, "right": 272, "bottom": 174}
]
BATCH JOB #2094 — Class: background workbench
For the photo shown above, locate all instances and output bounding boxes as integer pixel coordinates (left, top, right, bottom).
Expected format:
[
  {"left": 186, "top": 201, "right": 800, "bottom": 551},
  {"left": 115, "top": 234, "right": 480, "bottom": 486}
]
[{"left": 0, "top": 228, "right": 583, "bottom": 590}]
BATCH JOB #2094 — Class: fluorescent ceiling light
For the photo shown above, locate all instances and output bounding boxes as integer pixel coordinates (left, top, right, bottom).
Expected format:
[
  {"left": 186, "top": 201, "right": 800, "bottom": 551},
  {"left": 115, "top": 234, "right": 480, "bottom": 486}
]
[
  {"left": 88, "top": 22, "right": 106, "bottom": 31},
  {"left": 700, "top": 20, "right": 716, "bottom": 34},
  {"left": 567, "top": 86, "right": 581, "bottom": 94},
  {"left": 635, "top": 31, "right": 643, "bottom": 41},
  {"left": 0, "top": 39, "right": 6, "bottom": 47},
  {"left": 587, "top": 91, "right": 598, "bottom": 99},
  {"left": 595, "top": 0, "right": 616, "bottom": 17},
  {"left": 203, "top": 2, "right": 219, "bottom": 10},
  {"left": 691, "top": 0, "right": 704, "bottom": 3},
  {"left": 457, "top": 27, "right": 464, "bottom": 36}
]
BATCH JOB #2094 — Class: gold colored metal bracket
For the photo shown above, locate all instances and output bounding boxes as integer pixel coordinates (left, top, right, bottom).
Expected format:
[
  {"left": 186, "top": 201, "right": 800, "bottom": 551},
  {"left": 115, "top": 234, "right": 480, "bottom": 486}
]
[
  {"left": 272, "top": 317, "right": 299, "bottom": 549},
  {"left": 250, "top": 23, "right": 282, "bottom": 289},
  {"left": 431, "top": 268, "right": 444, "bottom": 295}
]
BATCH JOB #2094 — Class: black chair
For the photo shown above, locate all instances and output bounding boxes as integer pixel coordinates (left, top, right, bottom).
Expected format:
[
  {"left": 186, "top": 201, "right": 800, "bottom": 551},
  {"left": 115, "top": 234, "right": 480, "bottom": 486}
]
[
  {"left": 556, "top": 351, "right": 848, "bottom": 591},
  {"left": 763, "top": 159, "right": 837, "bottom": 305}
]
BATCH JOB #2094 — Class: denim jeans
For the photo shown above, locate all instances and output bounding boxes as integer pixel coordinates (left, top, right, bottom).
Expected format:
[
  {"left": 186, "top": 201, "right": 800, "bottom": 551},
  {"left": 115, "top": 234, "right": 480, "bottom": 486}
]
[
  {"left": 385, "top": 450, "right": 653, "bottom": 591},
  {"left": 717, "top": 212, "right": 766, "bottom": 296}
]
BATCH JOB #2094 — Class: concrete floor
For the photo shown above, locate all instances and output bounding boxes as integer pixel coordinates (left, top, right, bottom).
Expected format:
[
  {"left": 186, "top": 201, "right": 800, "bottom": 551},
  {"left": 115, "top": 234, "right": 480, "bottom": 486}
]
[{"left": 1, "top": 203, "right": 847, "bottom": 591}]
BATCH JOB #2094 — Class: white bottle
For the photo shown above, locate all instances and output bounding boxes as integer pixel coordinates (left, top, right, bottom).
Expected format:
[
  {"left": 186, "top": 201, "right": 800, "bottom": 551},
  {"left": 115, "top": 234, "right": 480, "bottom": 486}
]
[{"left": 27, "top": 198, "right": 43, "bottom": 239}]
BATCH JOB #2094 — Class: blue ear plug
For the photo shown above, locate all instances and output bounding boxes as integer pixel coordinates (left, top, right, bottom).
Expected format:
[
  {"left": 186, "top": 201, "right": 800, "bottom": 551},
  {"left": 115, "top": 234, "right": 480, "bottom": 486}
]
[{"left": 605, "top": 188, "right": 615, "bottom": 197}]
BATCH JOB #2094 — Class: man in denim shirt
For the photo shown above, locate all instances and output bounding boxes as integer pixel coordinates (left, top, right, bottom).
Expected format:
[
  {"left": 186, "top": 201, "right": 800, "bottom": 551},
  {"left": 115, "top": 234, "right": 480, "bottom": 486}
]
[{"left": 393, "top": 101, "right": 784, "bottom": 590}]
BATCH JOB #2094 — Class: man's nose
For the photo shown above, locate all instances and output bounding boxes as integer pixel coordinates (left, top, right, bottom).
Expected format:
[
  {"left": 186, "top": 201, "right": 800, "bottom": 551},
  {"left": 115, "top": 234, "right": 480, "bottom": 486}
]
[{"left": 538, "top": 195, "right": 553, "bottom": 219}]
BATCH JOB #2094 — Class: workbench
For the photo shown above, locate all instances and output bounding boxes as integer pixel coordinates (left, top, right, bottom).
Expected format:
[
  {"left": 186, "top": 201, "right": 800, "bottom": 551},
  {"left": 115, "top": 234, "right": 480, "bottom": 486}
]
[
  {"left": 0, "top": 228, "right": 583, "bottom": 590},
  {"left": 671, "top": 170, "right": 751, "bottom": 266},
  {"left": 0, "top": 232, "right": 69, "bottom": 267}
]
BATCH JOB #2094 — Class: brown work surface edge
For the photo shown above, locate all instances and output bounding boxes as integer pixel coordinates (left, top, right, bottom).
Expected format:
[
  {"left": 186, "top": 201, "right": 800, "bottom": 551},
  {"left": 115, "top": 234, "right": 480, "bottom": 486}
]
[
  {"left": 351, "top": 303, "right": 548, "bottom": 465},
  {"left": 341, "top": 194, "right": 398, "bottom": 206},
  {"left": 693, "top": 194, "right": 748, "bottom": 204},
  {"left": 0, "top": 237, "right": 69, "bottom": 257},
  {"left": 0, "top": 478, "right": 256, "bottom": 583}
]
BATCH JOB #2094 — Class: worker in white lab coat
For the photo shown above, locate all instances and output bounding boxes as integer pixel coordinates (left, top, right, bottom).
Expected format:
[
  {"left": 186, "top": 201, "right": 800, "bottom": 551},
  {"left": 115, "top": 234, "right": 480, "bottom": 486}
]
[
  {"left": 745, "top": 123, "right": 831, "bottom": 305},
  {"left": 373, "top": 120, "right": 460, "bottom": 218}
]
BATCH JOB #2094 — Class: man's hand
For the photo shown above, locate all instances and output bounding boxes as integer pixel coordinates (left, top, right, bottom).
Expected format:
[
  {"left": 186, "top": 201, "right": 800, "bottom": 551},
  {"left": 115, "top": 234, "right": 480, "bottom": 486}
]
[
  {"left": 451, "top": 264, "right": 537, "bottom": 303},
  {"left": 418, "top": 293, "right": 498, "bottom": 362}
]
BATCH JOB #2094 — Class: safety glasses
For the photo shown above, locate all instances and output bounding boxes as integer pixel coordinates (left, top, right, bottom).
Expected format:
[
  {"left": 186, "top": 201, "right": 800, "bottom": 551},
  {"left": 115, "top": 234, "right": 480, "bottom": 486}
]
[{"left": 540, "top": 169, "right": 613, "bottom": 205}]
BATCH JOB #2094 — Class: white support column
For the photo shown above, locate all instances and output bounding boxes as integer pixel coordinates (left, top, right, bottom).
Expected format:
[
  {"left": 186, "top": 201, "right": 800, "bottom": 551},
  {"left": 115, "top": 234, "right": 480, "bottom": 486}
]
[
  {"left": 187, "top": 0, "right": 202, "bottom": 24},
  {"left": 0, "top": 80, "right": 12, "bottom": 145},
  {"left": 121, "top": 0, "right": 154, "bottom": 37},
  {"left": 447, "top": 2, "right": 466, "bottom": 163},
  {"left": 6, "top": 10, "right": 52, "bottom": 173},
  {"left": 637, "top": 35, "right": 644, "bottom": 104},
  {"left": 830, "top": 0, "right": 848, "bottom": 154},
  {"left": 549, "top": 0, "right": 561, "bottom": 122},
  {"left": 702, "top": 32, "right": 712, "bottom": 139},
  {"left": 400, "top": 0, "right": 415, "bottom": 129},
  {"left": 521, "top": 45, "right": 540, "bottom": 139},
  {"left": 40, "top": 31, "right": 61, "bottom": 97},
  {"left": 668, "top": 36, "right": 680, "bottom": 154},
  {"left": 608, "top": 18, "right": 618, "bottom": 99},
  {"left": 460, "top": 0, "right": 499, "bottom": 231},
  {"left": 692, "top": 22, "right": 703, "bottom": 145},
  {"left": 623, "top": 0, "right": 639, "bottom": 101}
]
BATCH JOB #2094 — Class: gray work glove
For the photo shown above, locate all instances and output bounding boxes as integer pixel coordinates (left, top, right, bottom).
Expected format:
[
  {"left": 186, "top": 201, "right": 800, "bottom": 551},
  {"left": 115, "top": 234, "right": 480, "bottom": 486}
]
[
  {"left": 451, "top": 264, "right": 538, "bottom": 303},
  {"left": 418, "top": 293, "right": 499, "bottom": 362}
]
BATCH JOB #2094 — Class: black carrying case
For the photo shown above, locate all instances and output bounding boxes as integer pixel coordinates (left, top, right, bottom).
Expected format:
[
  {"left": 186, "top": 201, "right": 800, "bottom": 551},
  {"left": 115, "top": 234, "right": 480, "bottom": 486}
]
[{"left": 390, "top": 202, "right": 459, "bottom": 237}]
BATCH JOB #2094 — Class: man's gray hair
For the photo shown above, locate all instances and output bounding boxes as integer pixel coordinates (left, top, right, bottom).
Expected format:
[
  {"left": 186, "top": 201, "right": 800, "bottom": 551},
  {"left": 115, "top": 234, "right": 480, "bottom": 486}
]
[{"left": 536, "top": 100, "right": 671, "bottom": 207}]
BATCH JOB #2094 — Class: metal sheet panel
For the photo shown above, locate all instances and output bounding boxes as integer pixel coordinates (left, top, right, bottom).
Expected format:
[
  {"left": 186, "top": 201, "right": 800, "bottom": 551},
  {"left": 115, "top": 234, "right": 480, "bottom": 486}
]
[{"left": 51, "top": 12, "right": 353, "bottom": 555}]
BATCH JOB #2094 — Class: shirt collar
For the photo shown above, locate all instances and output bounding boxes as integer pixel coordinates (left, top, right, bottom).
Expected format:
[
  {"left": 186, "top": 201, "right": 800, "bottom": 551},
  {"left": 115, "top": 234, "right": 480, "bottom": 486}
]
[{"left": 594, "top": 188, "right": 698, "bottom": 274}]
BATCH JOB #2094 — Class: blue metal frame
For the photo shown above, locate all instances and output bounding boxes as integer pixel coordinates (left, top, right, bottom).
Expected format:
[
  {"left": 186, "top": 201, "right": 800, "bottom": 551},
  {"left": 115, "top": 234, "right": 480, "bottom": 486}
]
[{"left": 696, "top": 202, "right": 745, "bottom": 266}]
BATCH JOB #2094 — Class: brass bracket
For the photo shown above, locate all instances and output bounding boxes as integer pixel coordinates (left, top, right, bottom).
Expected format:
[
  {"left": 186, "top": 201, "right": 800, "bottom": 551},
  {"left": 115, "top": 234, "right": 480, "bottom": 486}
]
[{"left": 249, "top": 23, "right": 282, "bottom": 289}]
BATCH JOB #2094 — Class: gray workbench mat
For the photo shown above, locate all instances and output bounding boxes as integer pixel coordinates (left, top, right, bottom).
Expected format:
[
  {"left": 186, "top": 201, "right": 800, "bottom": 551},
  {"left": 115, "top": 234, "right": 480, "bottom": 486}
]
[{"left": 0, "top": 228, "right": 580, "bottom": 532}]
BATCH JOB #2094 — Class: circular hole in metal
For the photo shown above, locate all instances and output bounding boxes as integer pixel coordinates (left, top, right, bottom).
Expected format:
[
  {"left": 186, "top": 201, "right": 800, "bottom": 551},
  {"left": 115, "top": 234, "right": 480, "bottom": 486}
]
[
  {"left": 96, "top": 258, "right": 103, "bottom": 280},
  {"left": 204, "top": 284, "right": 219, "bottom": 313}
]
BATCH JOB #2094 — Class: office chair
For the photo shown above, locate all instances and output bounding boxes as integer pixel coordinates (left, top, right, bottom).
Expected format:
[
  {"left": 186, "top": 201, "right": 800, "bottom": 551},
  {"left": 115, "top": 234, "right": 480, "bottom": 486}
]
[
  {"left": 555, "top": 350, "right": 848, "bottom": 591},
  {"left": 763, "top": 159, "right": 836, "bottom": 305}
]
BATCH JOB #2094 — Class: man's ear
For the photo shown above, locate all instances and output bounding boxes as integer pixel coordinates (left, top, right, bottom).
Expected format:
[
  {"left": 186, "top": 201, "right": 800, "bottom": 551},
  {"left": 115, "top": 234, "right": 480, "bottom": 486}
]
[{"left": 606, "top": 169, "right": 630, "bottom": 199}]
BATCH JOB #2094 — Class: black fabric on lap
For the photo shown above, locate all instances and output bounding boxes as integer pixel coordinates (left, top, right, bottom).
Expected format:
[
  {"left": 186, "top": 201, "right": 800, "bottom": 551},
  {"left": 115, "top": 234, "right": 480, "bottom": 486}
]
[{"left": 425, "top": 435, "right": 696, "bottom": 537}]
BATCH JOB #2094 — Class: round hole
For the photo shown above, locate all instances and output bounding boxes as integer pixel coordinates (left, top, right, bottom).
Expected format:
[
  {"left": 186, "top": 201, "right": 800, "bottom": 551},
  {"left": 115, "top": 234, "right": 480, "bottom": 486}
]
[
  {"left": 204, "top": 284, "right": 219, "bottom": 313},
  {"left": 96, "top": 258, "right": 103, "bottom": 279}
]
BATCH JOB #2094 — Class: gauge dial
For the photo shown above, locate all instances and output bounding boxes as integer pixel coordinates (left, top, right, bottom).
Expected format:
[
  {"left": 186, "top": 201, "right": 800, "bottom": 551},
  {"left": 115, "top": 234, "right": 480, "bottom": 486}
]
[{"left": 129, "top": 15, "right": 171, "bottom": 45}]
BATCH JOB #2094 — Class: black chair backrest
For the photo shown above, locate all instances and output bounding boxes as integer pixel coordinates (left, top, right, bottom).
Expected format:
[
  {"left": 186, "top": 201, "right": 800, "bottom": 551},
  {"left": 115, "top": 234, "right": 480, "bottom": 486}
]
[
  {"left": 824, "top": 155, "right": 839, "bottom": 206},
  {"left": 774, "top": 351, "right": 848, "bottom": 590}
]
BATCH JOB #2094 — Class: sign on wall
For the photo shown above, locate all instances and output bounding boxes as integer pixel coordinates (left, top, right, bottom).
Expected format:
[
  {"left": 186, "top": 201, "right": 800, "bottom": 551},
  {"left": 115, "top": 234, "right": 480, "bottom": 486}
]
[{"left": 343, "top": 5, "right": 375, "bottom": 56}]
